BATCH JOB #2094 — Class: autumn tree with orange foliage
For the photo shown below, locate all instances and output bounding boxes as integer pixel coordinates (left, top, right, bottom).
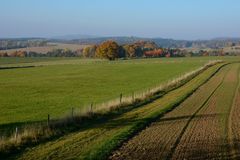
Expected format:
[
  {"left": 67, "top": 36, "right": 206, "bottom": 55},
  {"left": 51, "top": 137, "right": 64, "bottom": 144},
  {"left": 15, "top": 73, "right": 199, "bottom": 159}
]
[
  {"left": 165, "top": 53, "right": 171, "bottom": 57},
  {"left": 123, "top": 44, "right": 138, "bottom": 58},
  {"left": 0, "top": 52, "right": 8, "bottom": 57},
  {"left": 83, "top": 45, "right": 97, "bottom": 58},
  {"left": 10, "top": 51, "right": 27, "bottom": 57},
  {"left": 144, "top": 49, "right": 164, "bottom": 57},
  {"left": 96, "top": 41, "right": 120, "bottom": 60}
]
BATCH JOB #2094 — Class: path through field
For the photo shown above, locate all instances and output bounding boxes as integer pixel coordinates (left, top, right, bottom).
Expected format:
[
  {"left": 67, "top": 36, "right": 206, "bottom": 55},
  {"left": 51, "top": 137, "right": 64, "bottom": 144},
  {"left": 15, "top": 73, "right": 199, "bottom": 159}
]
[
  {"left": 110, "top": 63, "right": 240, "bottom": 160},
  {"left": 13, "top": 62, "right": 222, "bottom": 159}
]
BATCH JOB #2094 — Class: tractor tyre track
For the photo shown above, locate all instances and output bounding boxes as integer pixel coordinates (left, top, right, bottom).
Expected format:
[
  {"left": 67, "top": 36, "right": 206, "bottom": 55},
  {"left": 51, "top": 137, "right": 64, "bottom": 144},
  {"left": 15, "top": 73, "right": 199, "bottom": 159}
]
[
  {"left": 228, "top": 65, "right": 240, "bottom": 159},
  {"left": 171, "top": 63, "right": 240, "bottom": 160},
  {"left": 110, "top": 63, "right": 232, "bottom": 160}
]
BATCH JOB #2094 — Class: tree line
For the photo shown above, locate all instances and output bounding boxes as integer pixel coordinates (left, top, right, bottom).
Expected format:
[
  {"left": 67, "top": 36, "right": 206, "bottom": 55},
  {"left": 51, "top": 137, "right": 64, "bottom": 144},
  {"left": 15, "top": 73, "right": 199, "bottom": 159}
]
[
  {"left": 1, "top": 40, "right": 237, "bottom": 59},
  {"left": 0, "top": 48, "right": 82, "bottom": 57},
  {"left": 0, "top": 40, "right": 47, "bottom": 50},
  {"left": 82, "top": 40, "right": 186, "bottom": 60}
]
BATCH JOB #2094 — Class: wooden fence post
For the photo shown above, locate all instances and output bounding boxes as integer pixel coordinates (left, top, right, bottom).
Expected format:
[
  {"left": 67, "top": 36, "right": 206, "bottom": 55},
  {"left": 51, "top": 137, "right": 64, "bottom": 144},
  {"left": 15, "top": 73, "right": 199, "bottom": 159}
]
[
  {"left": 15, "top": 127, "right": 18, "bottom": 141},
  {"left": 47, "top": 114, "right": 50, "bottom": 126},
  {"left": 90, "top": 103, "right": 93, "bottom": 114},
  {"left": 120, "top": 93, "right": 123, "bottom": 103}
]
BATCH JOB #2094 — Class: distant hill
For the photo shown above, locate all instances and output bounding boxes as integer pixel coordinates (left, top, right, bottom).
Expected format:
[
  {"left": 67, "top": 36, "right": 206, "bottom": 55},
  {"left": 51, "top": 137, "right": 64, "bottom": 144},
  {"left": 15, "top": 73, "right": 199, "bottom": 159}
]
[
  {"left": 211, "top": 37, "right": 240, "bottom": 41},
  {"left": 1, "top": 35, "right": 240, "bottom": 49},
  {"left": 68, "top": 36, "right": 148, "bottom": 45},
  {"left": 51, "top": 34, "right": 99, "bottom": 40},
  {"left": 66, "top": 36, "right": 240, "bottom": 49},
  {"left": 66, "top": 37, "right": 216, "bottom": 48}
]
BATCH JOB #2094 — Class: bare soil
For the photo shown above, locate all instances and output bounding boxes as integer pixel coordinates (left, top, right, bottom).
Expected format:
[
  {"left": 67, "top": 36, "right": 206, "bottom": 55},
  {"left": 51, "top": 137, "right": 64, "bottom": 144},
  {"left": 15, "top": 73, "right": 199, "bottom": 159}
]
[
  {"left": 229, "top": 65, "right": 240, "bottom": 159},
  {"left": 110, "top": 63, "right": 240, "bottom": 160}
]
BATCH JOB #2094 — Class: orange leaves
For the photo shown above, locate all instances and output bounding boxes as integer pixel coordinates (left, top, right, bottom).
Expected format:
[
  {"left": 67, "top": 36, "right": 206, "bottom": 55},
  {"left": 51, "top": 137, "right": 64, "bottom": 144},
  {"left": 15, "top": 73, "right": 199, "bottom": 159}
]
[
  {"left": 144, "top": 49, "right": 164, "bottom": 57},
  {"left": 96, "top": 41, "right": 120, "bottom": 60},
  {"left": 10, "top": 50, "right": 27, "bottom": 57}
]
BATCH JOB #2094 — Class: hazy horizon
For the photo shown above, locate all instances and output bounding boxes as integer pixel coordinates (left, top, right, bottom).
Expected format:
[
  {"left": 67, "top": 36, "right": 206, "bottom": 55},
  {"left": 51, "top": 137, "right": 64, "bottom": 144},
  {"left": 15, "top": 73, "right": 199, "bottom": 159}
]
[
  {"left": 1, "top": 34, "right": 240, "bottom": 41},
  {"left": 1, "top": 0, "right": 240, "bottom": 40}
]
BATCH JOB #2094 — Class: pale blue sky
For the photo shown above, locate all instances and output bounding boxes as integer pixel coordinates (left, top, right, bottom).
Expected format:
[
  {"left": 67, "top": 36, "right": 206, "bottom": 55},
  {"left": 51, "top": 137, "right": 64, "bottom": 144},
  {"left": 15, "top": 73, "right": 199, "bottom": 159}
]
[{"left": 0, "top": 0, "right": 240, "bottom": 40}]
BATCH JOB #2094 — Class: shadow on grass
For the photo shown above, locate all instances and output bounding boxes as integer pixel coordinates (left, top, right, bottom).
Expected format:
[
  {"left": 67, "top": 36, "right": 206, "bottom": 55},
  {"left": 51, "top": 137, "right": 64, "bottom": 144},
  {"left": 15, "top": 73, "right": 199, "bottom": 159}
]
[
  {"left": 1, "top": 91, "right": 167, "bottom": 159},
  {"left": 0, "top": 66, "right": 35, "bottom": 70},
  {"left": 0, "top": 121, "right": 44, "bottom": 137}
]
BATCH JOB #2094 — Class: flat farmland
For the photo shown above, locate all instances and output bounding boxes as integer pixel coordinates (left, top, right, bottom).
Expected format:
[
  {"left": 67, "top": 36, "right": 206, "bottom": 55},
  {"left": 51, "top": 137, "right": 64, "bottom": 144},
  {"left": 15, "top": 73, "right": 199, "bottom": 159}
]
[
  {"left": 0, "top": 43, "right": 88, "bottom": 54},
  {"left": 0, "top": 57, "right": 214, "bottom": 126},
  {"left": 13, "top": 59, "right": 224, "bottom": 160},
  {"left": 110, "top": 63, "right": 240, "bottom": 159},
  {"left": 2, "top": 57, "right": 240, "bottom": 160}
]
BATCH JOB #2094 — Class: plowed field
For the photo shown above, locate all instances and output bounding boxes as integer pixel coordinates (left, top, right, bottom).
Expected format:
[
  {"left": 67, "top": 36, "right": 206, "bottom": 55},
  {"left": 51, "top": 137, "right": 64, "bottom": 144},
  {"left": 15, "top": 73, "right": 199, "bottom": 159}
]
[{"left": 110, "top": 63, "right": 240, "bottom": 160}]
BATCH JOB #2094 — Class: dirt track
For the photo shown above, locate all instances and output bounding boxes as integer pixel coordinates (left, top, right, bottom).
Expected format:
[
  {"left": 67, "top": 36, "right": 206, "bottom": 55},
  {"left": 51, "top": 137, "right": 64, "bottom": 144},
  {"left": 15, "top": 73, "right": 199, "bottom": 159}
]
[
  {"left": 110, "top": 63, "right": 240, "bottom": 160},
  {"left": 229, "top": 64, "right": 240, "bottom": 159}
]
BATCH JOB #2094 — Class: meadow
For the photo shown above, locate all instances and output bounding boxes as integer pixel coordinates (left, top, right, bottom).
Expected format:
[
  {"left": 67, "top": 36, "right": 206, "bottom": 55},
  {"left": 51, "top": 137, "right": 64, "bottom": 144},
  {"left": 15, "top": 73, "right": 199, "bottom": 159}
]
[
  {"left": 0, "top": 43, "right": 88, "bottom": 54},
  {"left": 0, "top": 57, "right": 218, "bottom": 126}
]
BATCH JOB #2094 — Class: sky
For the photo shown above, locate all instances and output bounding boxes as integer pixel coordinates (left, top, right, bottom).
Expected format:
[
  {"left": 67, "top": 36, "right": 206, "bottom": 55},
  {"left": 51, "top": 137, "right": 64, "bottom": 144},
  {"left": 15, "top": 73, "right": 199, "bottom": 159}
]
[{"left": 0, "top": 0, "right": 240, "bottom": 40}]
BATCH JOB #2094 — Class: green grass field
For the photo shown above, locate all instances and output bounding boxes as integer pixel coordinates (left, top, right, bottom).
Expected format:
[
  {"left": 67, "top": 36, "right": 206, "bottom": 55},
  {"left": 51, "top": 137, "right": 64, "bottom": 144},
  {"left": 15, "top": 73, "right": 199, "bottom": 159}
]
[
  {"left": 0, "top": 57, "right": 230, "bottom": 126},
  {"left": 14, "top": 61, "right": 224, "bottom": 160}
]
